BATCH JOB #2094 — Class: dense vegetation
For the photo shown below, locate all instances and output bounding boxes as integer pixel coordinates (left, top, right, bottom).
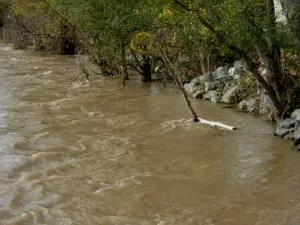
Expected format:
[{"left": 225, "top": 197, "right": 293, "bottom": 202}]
[{"left": 1, "top": 0, "right": 300, "bottom": 119}]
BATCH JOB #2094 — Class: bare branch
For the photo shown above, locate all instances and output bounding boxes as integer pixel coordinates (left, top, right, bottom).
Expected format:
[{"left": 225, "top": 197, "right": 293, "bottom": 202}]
[
  {"left": 130, "top": 48, "right": 143, "bottom": 67},
  {"left": 127, "top": 63, "right": 143, "bottom": 75}
]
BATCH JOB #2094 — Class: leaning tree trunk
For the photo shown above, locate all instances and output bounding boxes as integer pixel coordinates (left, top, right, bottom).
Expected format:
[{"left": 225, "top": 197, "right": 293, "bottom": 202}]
[
  {"left": 160, "top": 50, "right": 235, "bottom": 130},
  {"left": 160, "top": 50, "right": 199, "bottom": 122},
  {"left": 255, "top": 0, "right": 285, "bottom": 117},
  {"left": 252, "top": 60, "right": 283, "bottom": 116},
  {"left": 173, "top": 74, "right": 199, "bottom": 122}
]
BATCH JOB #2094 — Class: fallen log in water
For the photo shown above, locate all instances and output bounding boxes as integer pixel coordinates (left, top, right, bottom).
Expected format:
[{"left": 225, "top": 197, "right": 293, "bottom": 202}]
[{"left": 185, "top": 118, "right": 237, "bottom": 130}]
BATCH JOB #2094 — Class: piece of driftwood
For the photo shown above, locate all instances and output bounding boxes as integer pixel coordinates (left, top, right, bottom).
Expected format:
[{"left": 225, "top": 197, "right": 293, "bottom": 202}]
[{"left": 186, "top": 118, "right": 237, "bottom": 130}]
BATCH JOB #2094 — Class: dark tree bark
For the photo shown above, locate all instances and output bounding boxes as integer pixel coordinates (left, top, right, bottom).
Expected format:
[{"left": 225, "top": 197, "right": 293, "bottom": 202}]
[
  {"left": 129, "top": 48, "right": 153, "bottom": 82},
  {"left": 120, "top": 40, "right": 129, "bottom": 85},
  {"left": 262, "top": 0, "right": 285, "bottom": 100},
  {"left": 60, "top": 23, "right": 76, "bottom": 55},
  {"left": 141, "top": 55, "right": 152, "bottom": 82}
]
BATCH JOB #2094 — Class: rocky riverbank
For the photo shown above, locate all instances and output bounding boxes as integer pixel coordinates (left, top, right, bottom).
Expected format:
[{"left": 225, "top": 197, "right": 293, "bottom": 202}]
[
  {"left": 184, "top": 61, "right": 276, "bottom": 120},
  {"left": 275, "top": 110, "right": 300, "bottom": 150},
  {"left": 183, "top": 61, "right": 300, "bottom": 150}
]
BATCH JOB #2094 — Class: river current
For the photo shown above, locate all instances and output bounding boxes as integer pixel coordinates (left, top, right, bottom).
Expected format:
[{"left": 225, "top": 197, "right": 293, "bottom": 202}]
[{"left": 0, "top": 43, "right": 300, "bottom": 225}]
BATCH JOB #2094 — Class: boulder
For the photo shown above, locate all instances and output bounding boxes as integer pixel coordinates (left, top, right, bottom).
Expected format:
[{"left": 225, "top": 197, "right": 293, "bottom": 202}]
[
  {"left": 259, "top": 91, "right": 275, "bottom": 115},
  {"left": 184, "top": 74, "right": 210, "bottom": 98},
  {"left": 199, "top": 74, "right": 209, "bottom": 82},
  {"left": 275, "top": 118, "right": 297, "bottom": 138},
  {"left": 205, "top": 81, "right": 218, "bottom": 92},
  {"left": 246, "top": 99, "right": 258, "bottom": 113},
  {"left": 192, "top": 89, "right": 204, "bottom": 99},
  {"left": 228, "top": 67, "right": 235, "bottom": 77},
  {"left": 222, "top": 79, "right": 237, "bottom": 93},
  {"left": 293, "top": 127, "right": 300, "bottom": 145},
  {"left": 238, "top": 100, "right": 247, "bottom": 111},
  {"left": 234, "top": 60, "right": 249, "bottom": 76},
  {"left": 277, "top": 118, "right": 297, "bottom": 129},
  {"left": 212, "top": 66, "right": 229, "bottom": 80},
  {"left": 291, "top": 109, "right": 300, "bottom": 120},
  {"left": 283, "top": 132, "right": 294, "bottom": 140},
  {"left": 184, "top": 76, "right": 205, "bottom": 97},
  {"left": 238, "top": 98, "right": 259, "bottom": 113},
  {"left": 203, "top": 90, "right": 218, "bottom": 103},
  {"left": 296, "top": 120, "right": 300, "bottom": 129},
  {"left": 275, "top": 128, "right": 295, "bottom": 138},
  {"left": 233, "top": 73, "right": 241, "bottom": 80},
  {"left": 228, "top": 61, "right": 249, "bottom": 80},
  {"left": 221, "top": 85, "right": 238, "bottom": 104}
]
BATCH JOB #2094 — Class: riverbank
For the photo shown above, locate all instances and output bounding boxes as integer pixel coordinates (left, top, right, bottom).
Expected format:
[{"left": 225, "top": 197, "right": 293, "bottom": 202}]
[
  {"left": 183, "top": 61, "right": 300, "bottom": 150},
  {"left": 2, "top": 40, "right": 300, "bottom": 150}
]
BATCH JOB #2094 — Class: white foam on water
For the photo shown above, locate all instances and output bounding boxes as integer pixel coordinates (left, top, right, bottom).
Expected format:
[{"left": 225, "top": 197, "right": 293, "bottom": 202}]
[
  {"left": 95, "top": 176, "right": 142, "bottom": 194},
  {"left": 0, "top": 46, "right": 13, "bottom": 51},
  {"left": 71, "top": 80, "right": 90, "bottom": 88},
  {"left": 43, "top": 70, "right": 52, "bottom": 75},
  {"left": 10, "top": 57, "right": 20, "bottom": 61}
]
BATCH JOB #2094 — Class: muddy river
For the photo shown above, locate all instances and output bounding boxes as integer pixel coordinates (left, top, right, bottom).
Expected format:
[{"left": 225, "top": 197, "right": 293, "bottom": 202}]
[{"left": 0, "top": 43, "right": 300, "bottom": 225}]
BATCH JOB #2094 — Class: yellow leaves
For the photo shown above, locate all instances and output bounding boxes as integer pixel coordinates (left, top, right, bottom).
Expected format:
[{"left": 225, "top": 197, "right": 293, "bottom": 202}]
[
  {"left": 11, "top": 0, "right": 48, "bottom": 17},
  {"left": 158, "top": 4, "right": 173, "bottom": 19},
  {"left": 163, "top": 8, "right": 172, "bottom": 17},
  {"left": 131, "top": 32, "right": 151, "bottom": 50},
  {"left": 197, "top": 26, "right": 210, "bottom": 36}
]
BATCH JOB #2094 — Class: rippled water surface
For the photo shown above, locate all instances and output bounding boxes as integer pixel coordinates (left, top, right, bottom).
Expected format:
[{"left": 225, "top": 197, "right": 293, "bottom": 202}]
[{"left": 0, "top": 43, "right": 300, "bottom": 225}]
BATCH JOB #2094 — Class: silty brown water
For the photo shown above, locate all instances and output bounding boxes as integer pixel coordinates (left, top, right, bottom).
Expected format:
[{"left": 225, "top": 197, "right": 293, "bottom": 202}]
[{"left": 0, "top": 43, "right": 300, "bottom": 225}]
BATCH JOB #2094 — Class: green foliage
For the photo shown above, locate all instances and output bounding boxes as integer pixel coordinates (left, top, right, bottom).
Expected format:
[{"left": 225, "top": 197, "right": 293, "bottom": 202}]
[
  {"left": 6, "top": 0, "right": 300, "bottom": 82},
  {"left": 238, "top": 72, "right": 259, "bottom": 98}
]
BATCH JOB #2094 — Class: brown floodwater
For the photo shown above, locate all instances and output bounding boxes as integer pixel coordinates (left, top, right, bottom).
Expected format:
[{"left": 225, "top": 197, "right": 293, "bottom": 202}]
[{"left": 0, "top": 43, "right": 300, "bottom": 225}]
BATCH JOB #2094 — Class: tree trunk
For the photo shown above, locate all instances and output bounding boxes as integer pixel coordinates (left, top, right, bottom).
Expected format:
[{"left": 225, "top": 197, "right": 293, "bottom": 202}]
[
  {"left": 120, "top": 40, "right": 129, "bottom": 85},
  {"left": 141, "top": 55, "right": 152, "bottom": 82},
  {"left": 256, "top": 0, "right": 285, "bottom": 116},
  {"left": 160, "top": 50, "right": 237, "bottom": 128},
  {"left": 160, "top": 50, "right": 199, "bottom": 122},
  {"left": 252, "top": 62, "right": 283, "bottom": 116},
  {"left": 256, "top": 46, "right": 283, "bottom": 94},
  {"left": 60, "top": 22, "right": 76, "bottom": 55},
  {"left": 174, "top": 75, "right": 199, "bottom": 122}
]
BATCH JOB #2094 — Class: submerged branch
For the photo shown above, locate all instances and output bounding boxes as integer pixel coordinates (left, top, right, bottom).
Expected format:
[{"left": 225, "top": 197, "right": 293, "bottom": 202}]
[{"left": 185, "top": 118, "right": 237, "bottom": 130}]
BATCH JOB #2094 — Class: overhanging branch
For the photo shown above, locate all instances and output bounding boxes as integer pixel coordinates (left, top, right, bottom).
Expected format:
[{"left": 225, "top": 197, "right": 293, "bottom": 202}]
[{"left": 171, "top": 0, "right": 217, "bottom": 34}]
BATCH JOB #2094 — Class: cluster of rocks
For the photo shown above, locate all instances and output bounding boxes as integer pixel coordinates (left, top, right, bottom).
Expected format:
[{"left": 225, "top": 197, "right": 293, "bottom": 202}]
[
  {"left": 184, "top": 61, "right": 300, "bottom": 149},
  {"left": 183, "top": 61, "right": 276, "bottom": 120},
  {"left": 275, "top": 109, "right": 300, "bottom": 150}
]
